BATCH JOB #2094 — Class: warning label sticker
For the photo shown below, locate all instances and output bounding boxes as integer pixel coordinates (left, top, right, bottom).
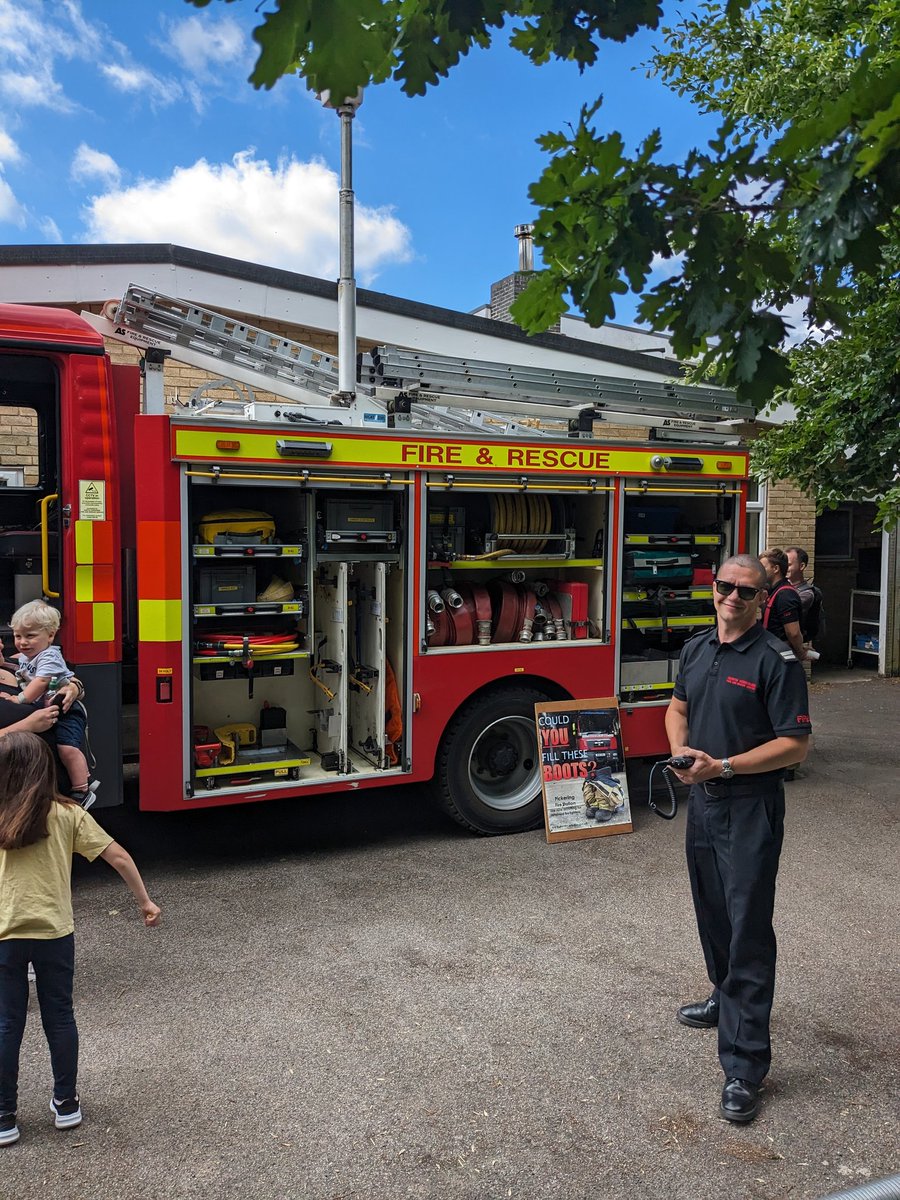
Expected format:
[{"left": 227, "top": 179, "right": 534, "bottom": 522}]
[{"left": 79, "top": 479, "right": 106, "bottom": 520}]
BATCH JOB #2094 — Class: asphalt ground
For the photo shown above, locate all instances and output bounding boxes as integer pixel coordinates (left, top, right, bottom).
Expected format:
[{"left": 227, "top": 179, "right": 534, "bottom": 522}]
[{"left": 2, "top": 673, "right": 898, "bottom": 1200}]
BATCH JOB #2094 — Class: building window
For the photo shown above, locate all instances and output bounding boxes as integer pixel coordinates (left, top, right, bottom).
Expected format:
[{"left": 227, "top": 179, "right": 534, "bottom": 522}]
[
  {"left": 745, "top": 480, "right": 766, "bottom": 555},
  {"left": 816, "top": 505, "right": 854, "bottom": 560}
]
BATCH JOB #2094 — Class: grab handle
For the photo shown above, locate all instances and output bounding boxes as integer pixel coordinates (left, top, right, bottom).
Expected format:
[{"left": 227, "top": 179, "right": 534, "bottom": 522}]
[{"left": 40, "top": 493, "right": 60, "bottom": 598}]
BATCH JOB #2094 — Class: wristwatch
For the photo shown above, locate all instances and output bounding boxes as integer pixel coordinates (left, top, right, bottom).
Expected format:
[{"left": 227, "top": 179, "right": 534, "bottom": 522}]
[{"left": 720, "top": 758, "right": 735, "bottom": 780}]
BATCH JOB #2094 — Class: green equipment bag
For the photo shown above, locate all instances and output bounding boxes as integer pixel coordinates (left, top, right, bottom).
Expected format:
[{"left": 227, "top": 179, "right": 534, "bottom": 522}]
[{"left": 623, "top": 549, "right": 693, "bottom": 587}]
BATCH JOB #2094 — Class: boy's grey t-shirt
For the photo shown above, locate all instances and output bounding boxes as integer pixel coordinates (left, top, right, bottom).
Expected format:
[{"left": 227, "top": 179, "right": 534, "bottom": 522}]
[{"left": 16, "top": 646, "right": 73, "bottom": 686}]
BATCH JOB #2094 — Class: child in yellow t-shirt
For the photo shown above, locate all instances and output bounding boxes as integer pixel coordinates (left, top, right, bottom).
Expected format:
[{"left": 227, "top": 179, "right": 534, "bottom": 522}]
[{"left": 0, "top": 732, "right": 160, "bottom": 1147}]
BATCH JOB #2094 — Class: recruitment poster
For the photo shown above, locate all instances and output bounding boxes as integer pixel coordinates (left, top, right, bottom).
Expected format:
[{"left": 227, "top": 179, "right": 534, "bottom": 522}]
[{"left": 535, "top": 697, "right": 633, "bottom": 844}]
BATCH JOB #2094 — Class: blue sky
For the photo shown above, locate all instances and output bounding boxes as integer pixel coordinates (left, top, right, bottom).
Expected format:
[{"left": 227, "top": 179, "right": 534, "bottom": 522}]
[{"left": 0, "top": 0, "right": 714, "bottom": 324}]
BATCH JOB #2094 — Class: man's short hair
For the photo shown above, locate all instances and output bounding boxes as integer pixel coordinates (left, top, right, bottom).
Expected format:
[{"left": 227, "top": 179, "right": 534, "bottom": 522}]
[
  {"left": 786, "top": 546, "right": 809, "bottom": 568},
  {"left": 718, "top": 554, "right": 767, "bottom": 588},
  {"left": 760, "top": 547, "right": 789, "bottom": 578}
]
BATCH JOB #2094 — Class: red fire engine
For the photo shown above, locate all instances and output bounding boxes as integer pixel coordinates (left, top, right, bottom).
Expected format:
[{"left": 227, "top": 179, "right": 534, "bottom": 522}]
[{"left": 0, "top": 287, "right": 752, "bottom": 834}]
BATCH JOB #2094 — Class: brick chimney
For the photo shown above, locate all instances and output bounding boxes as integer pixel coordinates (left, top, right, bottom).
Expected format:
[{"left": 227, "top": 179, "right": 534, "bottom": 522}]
[{"left": 489, "top": 224, "right": 561, "bottom": 333}]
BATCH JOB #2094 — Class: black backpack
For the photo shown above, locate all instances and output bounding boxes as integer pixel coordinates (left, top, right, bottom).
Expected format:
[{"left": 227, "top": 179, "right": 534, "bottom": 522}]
[{"left": 798, "top": 582, "right": 825, "bottom": 641}]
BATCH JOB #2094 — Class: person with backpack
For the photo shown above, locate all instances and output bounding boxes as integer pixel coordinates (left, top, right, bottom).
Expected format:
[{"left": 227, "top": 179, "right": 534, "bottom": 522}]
[
  {"left": 759, "top": 548, "right": 807, "bottom": 662},
  {"left": 786, "top": 546, "right": 826, "bottom": 647}
]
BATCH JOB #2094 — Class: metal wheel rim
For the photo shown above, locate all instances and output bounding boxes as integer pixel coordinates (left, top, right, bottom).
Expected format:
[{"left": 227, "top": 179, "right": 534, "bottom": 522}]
[{"left": 466, "top": 714, "right": 541, "bottom": 812}]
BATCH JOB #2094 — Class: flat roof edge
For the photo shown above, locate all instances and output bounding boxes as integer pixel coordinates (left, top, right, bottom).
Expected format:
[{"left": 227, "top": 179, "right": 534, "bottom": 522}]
[{"left": 0, "top": 243, "right": 683, "bottom": 379}]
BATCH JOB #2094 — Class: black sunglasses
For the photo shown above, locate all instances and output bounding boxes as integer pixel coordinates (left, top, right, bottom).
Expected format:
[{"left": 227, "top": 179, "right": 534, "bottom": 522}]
[{"left": 715, "top": 579, "right": 761, "bottom": 601}]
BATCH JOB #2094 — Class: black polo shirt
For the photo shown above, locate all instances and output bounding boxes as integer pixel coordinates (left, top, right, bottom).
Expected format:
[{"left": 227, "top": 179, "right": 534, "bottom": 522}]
[
  {"left": 673, "top": 622, "right": 811, "bottom": 769},
  {"left": 763, "top": 579, "right": 801, "bottom": 642}
]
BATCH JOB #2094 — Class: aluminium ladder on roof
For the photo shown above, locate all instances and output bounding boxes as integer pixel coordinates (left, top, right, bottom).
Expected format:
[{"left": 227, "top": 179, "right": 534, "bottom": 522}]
[
  {"left": 83, "top": 284, "right": 752, "bottom": 433},
  {"left": 361, "top": 347, "right": 755, "bottom": 423},
  {"left": 105, "top": 285, "right": 345, "bottom": 402}
]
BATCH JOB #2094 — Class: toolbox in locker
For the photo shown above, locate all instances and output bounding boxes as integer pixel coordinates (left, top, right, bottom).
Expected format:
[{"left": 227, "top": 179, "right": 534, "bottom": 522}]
[
  {"left": 322, "top": 497, "right": 398, "bottom": 547},
  {"left": 623, "top": 549, "right": 693, "bottom": 586},
  {"left": 625, "top": 505, "right": 681, "bottom": 534},
  {"left": 196, "top": 563, "right": 257, "bottom": 604},
  {"left": 427, "top": 506, "right": 467, "bottom": 560}
]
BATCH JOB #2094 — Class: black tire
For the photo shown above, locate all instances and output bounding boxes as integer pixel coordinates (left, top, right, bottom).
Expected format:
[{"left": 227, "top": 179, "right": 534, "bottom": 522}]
[{"left": 433, "top": 686, "right": 549, "bottom": 836}]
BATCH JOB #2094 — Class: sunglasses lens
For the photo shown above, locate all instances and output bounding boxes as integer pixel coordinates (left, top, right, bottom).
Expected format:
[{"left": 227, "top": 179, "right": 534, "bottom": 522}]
[{"left": 715, "top": 580, "right": 759, "bottom": 600}]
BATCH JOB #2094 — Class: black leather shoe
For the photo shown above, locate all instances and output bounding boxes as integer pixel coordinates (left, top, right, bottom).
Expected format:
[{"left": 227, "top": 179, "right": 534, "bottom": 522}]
[
  {"left": 720, "top": 1078, "right": 760, "bottom": 1123},
  {"left": 677, "top": 995, "right": 719, "bottom": 1028}
]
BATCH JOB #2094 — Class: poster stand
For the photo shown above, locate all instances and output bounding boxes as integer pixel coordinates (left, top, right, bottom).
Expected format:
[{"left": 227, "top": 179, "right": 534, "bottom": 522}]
[{"left": 535, "top": 696, "right": 633, "bottom": 843}]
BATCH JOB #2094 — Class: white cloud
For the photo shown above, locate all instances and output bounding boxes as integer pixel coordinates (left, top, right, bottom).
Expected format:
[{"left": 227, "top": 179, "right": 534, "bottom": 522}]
[
  {"left": 0, "top": 1, "right": 184, "bottom": 120},
  {"left": 38, "top": 215, "right": 62, "bottom": 241},
  {"left": 71, "top": 142, "right": 121, "bottom": 186},
  {"left": 80, "top": 151, "right": 413, "bottom": 285},
  {"left": 155, "top": 13, "right": 253, "bottom": 115},
  {"left": 0, "top": 126, "right": 20, "bottom": 165},
  {"left": 0, "top": 69, "right": 72, "bottom": 112},
  {"left": 161, "top": 14, "right": 249, "bottom": 78},
  {"left": 0, "top": 0, "right": 105, "bottom": 112},
  {"left": 100, "top": 62, "right": 183, "bottom": 110},
  {"left": 648, "top": 251, "right": 685, "bottom": 279},
  {"left": 772, "top": 297, "right": 829, "bottom": 348},
  {"left": 0, "top": 173, "right": 24, "bottom": 225}
]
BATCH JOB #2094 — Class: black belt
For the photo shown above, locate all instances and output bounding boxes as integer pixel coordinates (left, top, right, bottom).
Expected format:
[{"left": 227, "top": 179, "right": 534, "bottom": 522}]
[{"left": 700, "top": 776, "right": 783, "bottom": 799}]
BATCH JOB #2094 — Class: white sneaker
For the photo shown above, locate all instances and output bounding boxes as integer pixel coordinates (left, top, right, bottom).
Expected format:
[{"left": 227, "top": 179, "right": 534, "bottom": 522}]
[
  {"left": 50, "top": 1096, "right": 82, "bottom": 1129},
  {"left": 0, "top": 1113, "right": 19, "bottom": 1146},
  {"left": 70, "top": 781, "right": 100, "bottom": 811}
]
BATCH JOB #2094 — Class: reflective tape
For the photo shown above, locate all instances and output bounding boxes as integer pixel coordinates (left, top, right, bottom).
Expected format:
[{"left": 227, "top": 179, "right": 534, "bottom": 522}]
[
  {"left": 92, "top": 603, "right": 115, "bottom": 642},
  {"left": 139, "top": 599, "right": 182, "bottom": 642}
]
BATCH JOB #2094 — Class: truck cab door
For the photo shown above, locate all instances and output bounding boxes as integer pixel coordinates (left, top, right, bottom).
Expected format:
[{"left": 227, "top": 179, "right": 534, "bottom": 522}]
[{"left": 0, "top": 353, "right": 62, "bottom": 650}]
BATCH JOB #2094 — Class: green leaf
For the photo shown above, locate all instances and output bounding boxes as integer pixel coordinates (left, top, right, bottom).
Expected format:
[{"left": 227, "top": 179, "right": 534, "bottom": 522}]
[
  {"left": 249, "top": 2, "right": 311, "bottom": 90},
  {"left": 509, "top": 270, "right": 569, "bottom": 334}
]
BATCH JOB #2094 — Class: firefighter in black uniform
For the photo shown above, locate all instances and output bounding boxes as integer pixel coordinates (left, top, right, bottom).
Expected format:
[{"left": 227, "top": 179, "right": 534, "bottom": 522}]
[
  {"left": 760, "top": 546, "right": 807, "bottom": 661},
  {"left": 666, "top": 554, "right": 812, "bottom": 1123}
]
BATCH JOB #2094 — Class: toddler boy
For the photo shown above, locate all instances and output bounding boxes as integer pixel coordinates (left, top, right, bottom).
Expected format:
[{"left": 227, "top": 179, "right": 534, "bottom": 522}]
[{"left": 4, "top": 601, "right": 95, "bottom": 807}]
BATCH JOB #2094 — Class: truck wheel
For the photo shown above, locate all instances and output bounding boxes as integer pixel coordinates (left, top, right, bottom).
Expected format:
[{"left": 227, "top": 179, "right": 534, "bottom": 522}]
[{"left": 434, "top": 686, "right": 549, "bottom": 836}]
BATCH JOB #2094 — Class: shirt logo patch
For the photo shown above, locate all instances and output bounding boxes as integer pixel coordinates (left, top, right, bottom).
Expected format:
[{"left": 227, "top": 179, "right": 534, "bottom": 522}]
[
  {"left": 796, "top": 714, "right": 811, "bottom": 724},
  {"left": 780, "top": 649, "right": 797, "bottom": 661},
  {"left": 726, "top": 675, "right": 758, "bottom": 691}
]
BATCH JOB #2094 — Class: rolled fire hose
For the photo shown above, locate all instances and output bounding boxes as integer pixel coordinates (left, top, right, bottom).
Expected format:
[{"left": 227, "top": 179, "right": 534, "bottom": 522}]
[
  {"left": 452, "top": 584, "right": 492, "bottom": 646},
  {"left": 518, "top": 589, "right": 538, "bottom": 642},
  {"left": 489, "top": 494, "right": 551, "bottom": 555},
  {"left": 193, "top": 632, "right": 299, "bottom": 657},
  {"left": 489, "top": 580, "right": 521, "bottom": 644}
]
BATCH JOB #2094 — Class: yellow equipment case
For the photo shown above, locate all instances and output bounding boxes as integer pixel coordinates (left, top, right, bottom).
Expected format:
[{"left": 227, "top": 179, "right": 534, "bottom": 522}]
[{"left": 197, "top": 510, "right": 276, "bottom": 545}]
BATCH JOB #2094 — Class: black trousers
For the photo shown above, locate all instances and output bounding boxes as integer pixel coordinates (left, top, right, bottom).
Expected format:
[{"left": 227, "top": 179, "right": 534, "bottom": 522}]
[
  {"left": 686, "top": 780, "right": 785, "bottom": 1084},
  {"left": 0, "top": 934, "right": 78, "bottom": 1114}
]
